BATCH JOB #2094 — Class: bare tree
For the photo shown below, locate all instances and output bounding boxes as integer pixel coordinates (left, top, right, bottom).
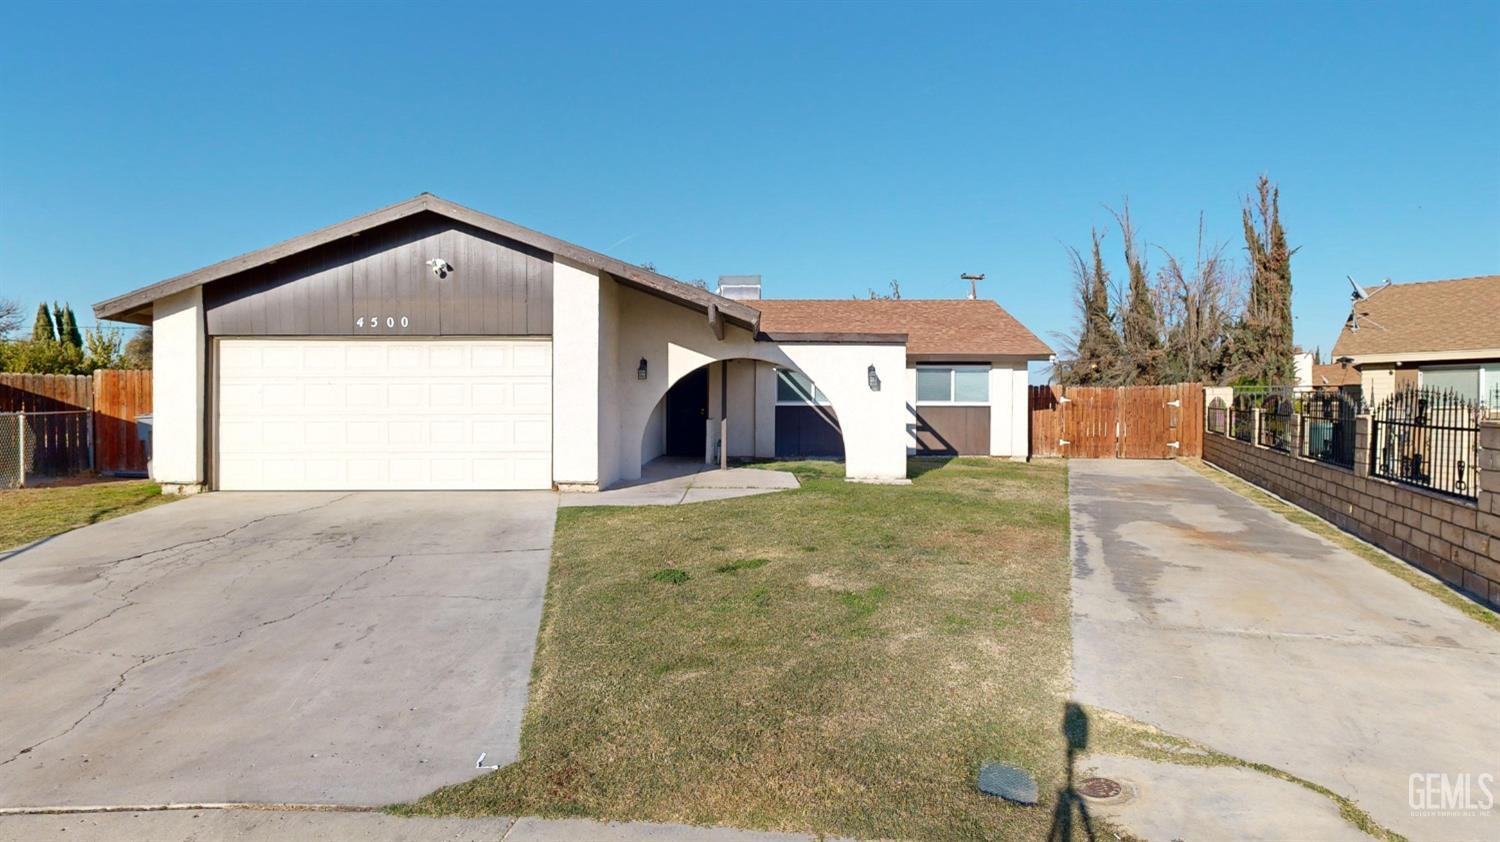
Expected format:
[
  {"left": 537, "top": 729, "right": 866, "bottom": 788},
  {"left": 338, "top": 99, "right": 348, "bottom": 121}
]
[
  {"left": 1113, "top": 201, "right": 1164, "bottom": 385},
  {"left": 0, "top": 297, "right": 20, "bottom": 337},
  {"left": 1155, "top": 214, "right": 1241, "bottom": 384}
]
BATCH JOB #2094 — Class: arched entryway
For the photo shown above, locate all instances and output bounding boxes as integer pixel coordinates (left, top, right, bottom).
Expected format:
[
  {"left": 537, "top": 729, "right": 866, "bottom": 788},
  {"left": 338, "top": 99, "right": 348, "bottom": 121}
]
[{"left": 639, "top": 357, "right": 846, "bottom": 471}]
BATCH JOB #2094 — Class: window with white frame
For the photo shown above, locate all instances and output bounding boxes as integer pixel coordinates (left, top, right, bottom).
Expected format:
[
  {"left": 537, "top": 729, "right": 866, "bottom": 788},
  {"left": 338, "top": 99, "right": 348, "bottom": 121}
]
[
  {"left": 776, "top": 368, "right": 831, "bottom": 405},
  {"left": 916, "top": 366, "right": 990, "bottom": 404},
  {"left": 1419, "top": 364, "right": 1500, "bottom": 404}
]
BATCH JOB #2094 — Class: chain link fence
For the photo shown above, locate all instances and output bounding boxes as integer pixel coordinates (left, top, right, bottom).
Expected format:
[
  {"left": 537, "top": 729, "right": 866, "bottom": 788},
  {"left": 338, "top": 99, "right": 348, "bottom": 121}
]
[
  {"left": 0, "top": 413, "right": 25, "bottom": 488},
  {"left": 0, "top": 410, "right": 93, "bottom": 488}
]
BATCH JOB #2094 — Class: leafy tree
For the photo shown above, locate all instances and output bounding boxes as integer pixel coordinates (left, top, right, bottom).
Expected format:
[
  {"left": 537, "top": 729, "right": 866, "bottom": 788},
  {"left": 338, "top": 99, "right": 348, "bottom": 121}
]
[
  {"left": 31, "top": 303, "right": 56, "bottom": 342},
  {"left": 1115, "top": 203, "right": 1163, "bottom": 384},
  {"left": 0, "top": 339, "right": 87, "bottom": 374},
  {"left": 85, "top": 327, "right": 124, "bottom": 369},
  {"left": 1231, "top": 175, "right": 1296, "bottom": 384},
  {"left": 122, "top": 326, "right": 153, "bottom": 369}
]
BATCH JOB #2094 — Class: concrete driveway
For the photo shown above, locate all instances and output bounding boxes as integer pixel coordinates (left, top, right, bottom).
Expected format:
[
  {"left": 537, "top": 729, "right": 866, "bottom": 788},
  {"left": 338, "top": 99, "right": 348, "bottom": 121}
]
[
  {"left": 0, "top": 490, "right": 557, "bottom": 808},
  {"left": 1070, "top": 460, "right": 1500, "bottom": 841}
]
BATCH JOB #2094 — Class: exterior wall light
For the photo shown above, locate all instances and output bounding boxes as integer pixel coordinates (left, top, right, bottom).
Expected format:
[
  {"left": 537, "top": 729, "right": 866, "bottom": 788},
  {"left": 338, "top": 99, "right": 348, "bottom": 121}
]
[
  {"left": 637, "top": 358, "right": 649, "bottom": 380},
  {"left": 868, "top": 364, "right": 881, "bottom": 391}
]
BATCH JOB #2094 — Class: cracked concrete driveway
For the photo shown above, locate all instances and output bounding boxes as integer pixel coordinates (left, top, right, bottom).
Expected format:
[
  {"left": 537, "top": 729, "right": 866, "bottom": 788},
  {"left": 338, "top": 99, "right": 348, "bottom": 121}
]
[
  {"left": 1071, "top": 460, "right": 1500, "bottom": 841},
  {"left": 0, "top": 490, "right": 557, "bottom": 808}
]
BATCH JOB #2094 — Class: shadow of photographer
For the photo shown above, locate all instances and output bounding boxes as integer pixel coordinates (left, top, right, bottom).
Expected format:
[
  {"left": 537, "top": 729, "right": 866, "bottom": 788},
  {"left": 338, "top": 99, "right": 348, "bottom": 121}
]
[{"left": 1047, "top": 701, "right": 1097, "bottom": 842}]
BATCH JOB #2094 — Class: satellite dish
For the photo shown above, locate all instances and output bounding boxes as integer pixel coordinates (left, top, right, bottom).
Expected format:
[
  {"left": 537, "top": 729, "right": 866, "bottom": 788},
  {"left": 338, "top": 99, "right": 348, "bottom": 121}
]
[{"left": 1347, "top": 276, "right": 1368, "bottom": 301}]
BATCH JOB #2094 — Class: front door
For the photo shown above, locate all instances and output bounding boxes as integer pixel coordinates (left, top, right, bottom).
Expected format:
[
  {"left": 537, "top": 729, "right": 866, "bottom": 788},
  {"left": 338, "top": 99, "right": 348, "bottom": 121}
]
[{"left": 664, "top": 367, "right": 709, "bottom": 457}]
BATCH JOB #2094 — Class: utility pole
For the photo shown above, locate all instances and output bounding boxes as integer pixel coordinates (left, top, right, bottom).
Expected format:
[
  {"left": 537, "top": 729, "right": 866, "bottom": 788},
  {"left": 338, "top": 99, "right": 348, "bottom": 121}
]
[{"left": 961, "top": 273, "right": 985, "bottom": 300}]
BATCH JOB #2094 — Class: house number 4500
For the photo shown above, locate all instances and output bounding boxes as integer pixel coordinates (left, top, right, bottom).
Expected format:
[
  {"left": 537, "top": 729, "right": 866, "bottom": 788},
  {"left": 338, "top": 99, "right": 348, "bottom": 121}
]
[{"left": 356, "top": 315, "right": 409, "bottom": 328}]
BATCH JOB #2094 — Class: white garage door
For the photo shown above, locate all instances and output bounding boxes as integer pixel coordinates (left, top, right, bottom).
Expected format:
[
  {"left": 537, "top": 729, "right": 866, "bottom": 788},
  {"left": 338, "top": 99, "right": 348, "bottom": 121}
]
[{"left": 215, "top": 339, "right": 551, "bottom": 490}]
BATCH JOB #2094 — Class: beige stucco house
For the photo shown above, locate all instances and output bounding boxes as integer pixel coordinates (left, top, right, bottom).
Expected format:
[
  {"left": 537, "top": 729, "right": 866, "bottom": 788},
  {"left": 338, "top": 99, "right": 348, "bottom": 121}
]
[
  {"left": 1331, "top": 274, "right": 1500, "bottom": 406},
  {"left": 94, "top": 195, "right": 1049, "bottom": 493}
]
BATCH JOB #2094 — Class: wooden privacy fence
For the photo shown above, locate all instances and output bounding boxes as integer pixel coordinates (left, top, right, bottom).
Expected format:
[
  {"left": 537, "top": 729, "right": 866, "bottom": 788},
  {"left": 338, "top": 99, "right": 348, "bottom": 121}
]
[
  {"left": 1030, "top": 383, "right": 1204, "bottom": 459},
  {"left": 0, "top": 370, "right": 152, "bottom": 478},
  {"left": 91, "top": 370, "right": 153, "bottom": 475}
]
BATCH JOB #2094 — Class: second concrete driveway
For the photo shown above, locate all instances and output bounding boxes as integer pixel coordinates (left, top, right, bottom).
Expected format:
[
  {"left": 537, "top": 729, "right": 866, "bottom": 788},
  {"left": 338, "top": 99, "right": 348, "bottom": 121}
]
[
  {"left": 0, "top": 490, "right": 556, "bottom": 808},
  {"left": 1071, "top": 460, "right": 1500, "bottom": 841}
]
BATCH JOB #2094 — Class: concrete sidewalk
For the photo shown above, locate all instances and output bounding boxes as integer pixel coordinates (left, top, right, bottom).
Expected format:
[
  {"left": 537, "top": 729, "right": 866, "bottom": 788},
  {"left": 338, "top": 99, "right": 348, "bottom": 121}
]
[
  {"left": 0, "top": 809, "right": 839, "bottom": 841},
  {"left": 560, "top": 458, "right": 798, "bottom": 507}
]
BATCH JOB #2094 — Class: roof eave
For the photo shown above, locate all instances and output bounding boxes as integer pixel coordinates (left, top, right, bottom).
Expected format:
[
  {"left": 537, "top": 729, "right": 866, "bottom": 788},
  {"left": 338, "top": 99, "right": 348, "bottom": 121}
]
[{"left": 92, "top": 193, "right": 761, "bottom": 332}]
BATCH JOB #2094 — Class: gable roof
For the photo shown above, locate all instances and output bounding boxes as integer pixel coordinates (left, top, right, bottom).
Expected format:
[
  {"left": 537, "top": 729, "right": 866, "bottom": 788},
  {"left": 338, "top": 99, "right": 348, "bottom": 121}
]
[
  {"left": 1331, "top": 274, "right": 1500, "bottom": 360},
  {"left": 1310, "top": 362, "right": 1360, "bottom": 387},
  {"left": 93, "top": 193, "right": 761, "bottom": 330},
  {"left": 751, "top": 299, "right": 1052, "bottom": 358}
]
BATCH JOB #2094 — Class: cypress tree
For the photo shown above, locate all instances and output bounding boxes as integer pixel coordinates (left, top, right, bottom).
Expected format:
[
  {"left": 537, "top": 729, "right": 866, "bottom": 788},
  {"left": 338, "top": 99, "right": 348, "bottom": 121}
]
[
  {"left": 1116, "top": 204, "right": 1163, "bottom": 385},
  {"left": 59, "top": 304, "right": 84, "bottom": 349},
  {"left": 1068, "top": 228, "right": 1123, "bottom": 385},
  {"left": 1236, "top": 175, "right": 1296, "bottom": 384},
  {"left": 31, "top": 303, "right": 56, "bottom": 342}
]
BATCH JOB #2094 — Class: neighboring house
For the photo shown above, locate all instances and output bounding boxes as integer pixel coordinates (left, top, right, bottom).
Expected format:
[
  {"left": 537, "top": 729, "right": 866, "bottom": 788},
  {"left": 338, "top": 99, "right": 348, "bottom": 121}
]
[
  {"left": 93, "top": 194, "right": 1050, "bottom": 493},
  {"left": 1331, "top": 274, "right": 1500, "bottom": 406},
  {"left": 750, "top": 296, "right": 1049, "bottom": 459},
  {"left": 1293, "top": 351, "right": 1360, "bottom": 393}
]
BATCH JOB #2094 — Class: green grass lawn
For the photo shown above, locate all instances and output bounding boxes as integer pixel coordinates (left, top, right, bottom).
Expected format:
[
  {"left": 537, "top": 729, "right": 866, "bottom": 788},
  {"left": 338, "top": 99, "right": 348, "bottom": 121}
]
[
  {"left": 400, "top": 458, "right": 1084, "bottom": 840},
  {"left": 0, "top": 480, "right": 173, "bottom": 551}
]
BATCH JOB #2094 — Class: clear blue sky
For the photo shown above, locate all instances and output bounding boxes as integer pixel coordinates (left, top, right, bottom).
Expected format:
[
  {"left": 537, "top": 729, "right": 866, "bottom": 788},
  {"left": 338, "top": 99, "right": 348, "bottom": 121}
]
[{"left": 2, "top": 1, "right": 1496, "bottom": 369}]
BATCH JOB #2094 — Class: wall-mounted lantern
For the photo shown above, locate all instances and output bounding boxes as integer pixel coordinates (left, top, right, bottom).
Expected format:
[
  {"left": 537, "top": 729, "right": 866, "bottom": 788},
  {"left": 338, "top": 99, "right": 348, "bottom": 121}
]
[
  {"left": 637, "top": 358, "right": 649, "bottom": 380},
  {"left": 868, "top": 364, "right": 881, "bottom": 391}
]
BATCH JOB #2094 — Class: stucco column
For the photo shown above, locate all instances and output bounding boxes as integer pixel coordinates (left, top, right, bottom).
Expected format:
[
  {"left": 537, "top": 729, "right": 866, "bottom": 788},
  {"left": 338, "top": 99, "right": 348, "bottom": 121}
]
[
  {"left": 1354, "top": 415, "right": 1372, "bottom": 478},
  {"left": 1476, "top": 420, "right": 1500, "bottom": 502},
  {"left": 1009, "top": 364, "right": 1029, "bottom": 460},
  {"left": 151, "top": 288, "right": 206, "bottom": 493},
  {"left": 782, "top": 344, "right": 909, "bottom": 483},
  {"left": 754, "top": 362, "right": 776, "bottom": 458},
  {"left": 552, "top": 257, "right": 602, "bottom": 490}
]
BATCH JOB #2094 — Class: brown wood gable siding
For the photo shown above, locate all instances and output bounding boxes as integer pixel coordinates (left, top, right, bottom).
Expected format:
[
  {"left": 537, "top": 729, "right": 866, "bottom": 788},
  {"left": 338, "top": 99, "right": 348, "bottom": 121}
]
[{"left": 203, "top": 213, "right": 554, "bottom": 337}]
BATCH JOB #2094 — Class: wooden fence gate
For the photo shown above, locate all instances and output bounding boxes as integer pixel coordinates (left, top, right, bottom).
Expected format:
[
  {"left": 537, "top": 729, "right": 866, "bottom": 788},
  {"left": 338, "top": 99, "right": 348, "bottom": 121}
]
[
  {"left": 1030, "top": 383, "right": 1203, "bottom": 459},
  {"left": 92, "top": 370, "right": 153, "bottom": 475},
  {"left": 0, "top": 370, "right": 153, "bottom": 477}
]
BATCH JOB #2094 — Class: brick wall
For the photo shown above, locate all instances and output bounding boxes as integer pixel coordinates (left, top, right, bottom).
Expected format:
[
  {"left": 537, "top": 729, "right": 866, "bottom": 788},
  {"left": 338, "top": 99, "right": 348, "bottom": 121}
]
[{"left": 1204, "top": 416, "right": 1500, "bottom": 609}]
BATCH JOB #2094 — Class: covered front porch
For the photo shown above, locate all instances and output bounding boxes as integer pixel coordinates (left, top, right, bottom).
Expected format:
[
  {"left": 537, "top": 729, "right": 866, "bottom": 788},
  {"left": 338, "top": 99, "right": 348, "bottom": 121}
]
[{"left": 591, "top": 278, "right": 912, "bottom": 490}]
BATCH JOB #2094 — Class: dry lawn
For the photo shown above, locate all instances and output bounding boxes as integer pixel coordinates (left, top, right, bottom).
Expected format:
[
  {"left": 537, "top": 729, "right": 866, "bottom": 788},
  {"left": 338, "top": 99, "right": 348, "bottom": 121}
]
[
  {"left": 401, "top": 458, "right": 1081, "bottom": 840},
  {"left": 0, "top": 479, "right": 171, "bottom": 551}
]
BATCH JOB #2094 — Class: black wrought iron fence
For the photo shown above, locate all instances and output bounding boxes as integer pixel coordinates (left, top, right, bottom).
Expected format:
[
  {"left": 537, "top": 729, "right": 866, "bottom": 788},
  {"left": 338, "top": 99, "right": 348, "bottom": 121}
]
[
  {"left": 1297, "top": 390, "right": 1361, "bottom": 469},
  {"left": 1229, "top": 391, "right": 1256, "bottom": 442},
  {"left": 1207, "top": 397, "right": 1228, "bottom": 435},
  {"left": 1370, "top": 387, "right": 1480, "bottom": 500},
  {"left": 1229, "top": 387, "right": 1294, "bottom": 450},
  {"left": 1257, "top": 390, "right": 1294, "bottom": 452}
]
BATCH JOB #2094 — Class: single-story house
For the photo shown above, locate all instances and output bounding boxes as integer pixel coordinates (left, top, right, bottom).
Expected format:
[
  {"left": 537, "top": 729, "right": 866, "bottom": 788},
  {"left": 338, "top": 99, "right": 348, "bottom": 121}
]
[
  {"left": 1331, "top": 274, "right": 1500, "bottom": 406},
  {"left": 94, "top": 194, "right": 1050, "bottom": 493}
]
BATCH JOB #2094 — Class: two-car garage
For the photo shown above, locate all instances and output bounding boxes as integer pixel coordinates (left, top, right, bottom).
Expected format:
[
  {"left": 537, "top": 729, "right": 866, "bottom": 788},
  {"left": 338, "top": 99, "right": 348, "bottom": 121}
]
[{"left": 215, "top": 338, "right": 552, "bottom": 490}]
